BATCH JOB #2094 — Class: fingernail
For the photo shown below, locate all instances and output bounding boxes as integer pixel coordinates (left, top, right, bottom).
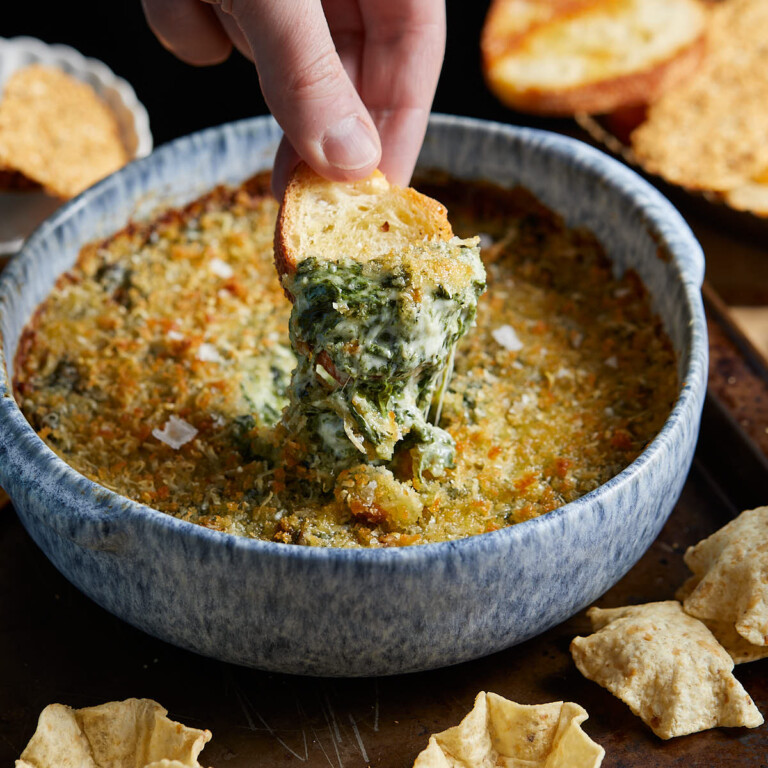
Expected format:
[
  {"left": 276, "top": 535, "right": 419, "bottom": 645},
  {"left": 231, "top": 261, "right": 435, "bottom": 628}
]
[{"left": 321, "top": 115, "right": 380, "bottom": 171}]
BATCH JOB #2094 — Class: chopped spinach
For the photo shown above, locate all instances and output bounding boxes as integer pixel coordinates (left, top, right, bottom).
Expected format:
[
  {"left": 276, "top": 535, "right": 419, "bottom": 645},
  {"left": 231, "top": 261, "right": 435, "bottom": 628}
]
[
  {"left": 239, "top": 344, "right": 296, "bottom": 427},
  {"left": 46, "top": 358, "right": 82, "bottom": 393},
  {"left": 95, "top": 262, "right": 136, "bottom": 309},
  {"left": 282, "top": 240, "right": 485, "bottom": 484}
]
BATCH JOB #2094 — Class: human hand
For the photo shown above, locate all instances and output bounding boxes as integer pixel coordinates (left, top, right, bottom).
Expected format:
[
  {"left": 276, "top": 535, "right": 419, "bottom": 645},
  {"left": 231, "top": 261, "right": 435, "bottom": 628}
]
[{"left": 141, "top": 0, "right": 446, "bottom": 196}]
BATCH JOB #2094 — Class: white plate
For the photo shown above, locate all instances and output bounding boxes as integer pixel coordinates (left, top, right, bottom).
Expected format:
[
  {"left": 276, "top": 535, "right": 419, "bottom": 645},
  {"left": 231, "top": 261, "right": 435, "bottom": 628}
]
[{"left": 0, "top": 36, "right": 153, "bottom": 257}]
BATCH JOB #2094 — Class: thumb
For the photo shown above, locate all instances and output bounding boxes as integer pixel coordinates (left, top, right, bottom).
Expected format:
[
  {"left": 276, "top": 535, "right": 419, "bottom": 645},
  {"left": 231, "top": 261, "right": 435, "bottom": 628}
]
[{"left": 228, "top": 0, "right": 381, "bottom": 183}]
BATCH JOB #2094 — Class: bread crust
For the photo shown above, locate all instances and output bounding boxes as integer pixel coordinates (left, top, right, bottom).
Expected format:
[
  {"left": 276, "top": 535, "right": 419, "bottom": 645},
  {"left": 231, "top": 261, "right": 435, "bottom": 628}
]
[
  {"left": 489, "top": 35, "right": 706, "bottom": 116},
  {"left": 482, "top": 0, "right": 707, "bottom": 115},
  {"left": 274, "top": 162, "right": 317, "bottom": 280},
  {"left": 274, "top": 163, "right": 453, "bottom": 288}
]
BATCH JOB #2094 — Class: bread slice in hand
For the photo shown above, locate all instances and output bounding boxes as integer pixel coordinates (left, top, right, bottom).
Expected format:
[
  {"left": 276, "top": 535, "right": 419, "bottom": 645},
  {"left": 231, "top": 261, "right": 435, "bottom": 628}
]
[
  {"left": 274, "top": 162, "right": 485, "bottom": 375},
  {"left": 274, "top": 163, "right": 454, "bottom": 280},
  {"left": 273, "top": 163, "right": 485, "bottom": 478},
  {"left": 482, "top": 0, "right": 707, "bottom": 115}
]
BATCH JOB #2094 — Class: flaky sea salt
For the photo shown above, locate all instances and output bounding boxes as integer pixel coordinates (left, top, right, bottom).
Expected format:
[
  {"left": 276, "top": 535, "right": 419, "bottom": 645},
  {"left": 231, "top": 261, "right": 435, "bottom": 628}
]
[
  {"left": 604, "top": 356, "right": 619, "bottom": 369},
  {"left": 152, "top": 416, "right": 198, "bottom": 449},
  {"left": 197, "top": 343, "right": 222, "bottom": 363},
  {"left": 492, "top": 324, "right": 523, "bottom": 352},
  {"left": 360, "top": 481, "right": 378, "bottom": 505},
  {"left": 167, "top": 329, "right": 184, "bottom": 341},
  {"left": 209, "top": 258, "right": 234, "bottom": 279}
]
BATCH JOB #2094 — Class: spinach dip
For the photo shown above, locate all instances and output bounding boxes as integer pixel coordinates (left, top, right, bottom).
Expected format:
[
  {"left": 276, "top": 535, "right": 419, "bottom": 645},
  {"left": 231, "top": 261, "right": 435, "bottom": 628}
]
[
  {"left": 282, "top": 241, "right": 486, "bottom": 489},
  {"left": 14, "top": 172, "right": 678, "bottom": 547}
]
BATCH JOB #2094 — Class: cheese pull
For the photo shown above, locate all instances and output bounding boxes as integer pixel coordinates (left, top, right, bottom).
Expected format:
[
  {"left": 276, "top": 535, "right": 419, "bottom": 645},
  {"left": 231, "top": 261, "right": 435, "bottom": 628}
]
[{"left": 274, "top": 164, "right": 486, "bottom": 485}]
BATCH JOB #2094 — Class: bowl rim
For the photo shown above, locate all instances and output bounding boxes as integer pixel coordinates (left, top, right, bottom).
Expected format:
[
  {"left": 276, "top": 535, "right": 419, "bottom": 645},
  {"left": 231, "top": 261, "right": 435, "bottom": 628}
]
[{"left": 0, "top": 113, "right": 707, "bottom": 565}]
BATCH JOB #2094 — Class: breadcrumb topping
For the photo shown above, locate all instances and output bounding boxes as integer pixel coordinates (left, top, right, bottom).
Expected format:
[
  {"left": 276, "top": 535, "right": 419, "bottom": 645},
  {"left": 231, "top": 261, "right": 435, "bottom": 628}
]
[{"left": 14, "top": 172, "right": 677, "bottom": 547}]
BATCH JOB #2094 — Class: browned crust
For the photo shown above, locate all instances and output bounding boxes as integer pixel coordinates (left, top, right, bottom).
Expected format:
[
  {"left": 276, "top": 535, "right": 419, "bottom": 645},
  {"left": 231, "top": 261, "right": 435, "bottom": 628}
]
[
  {"left": 483, "top": 26, "right": 707, "bottom": 116},
  {"left": 12, "top": 172, "right": 274, "bottom": 397},
  {"left": 481, "top": 0, "right": 604, "bottom": 62}
]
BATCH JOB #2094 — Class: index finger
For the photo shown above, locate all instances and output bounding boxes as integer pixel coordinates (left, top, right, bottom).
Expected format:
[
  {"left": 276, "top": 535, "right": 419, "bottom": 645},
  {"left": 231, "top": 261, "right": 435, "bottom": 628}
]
[{"left": 356, "top": 0, "right": 446, "bottom": 186}]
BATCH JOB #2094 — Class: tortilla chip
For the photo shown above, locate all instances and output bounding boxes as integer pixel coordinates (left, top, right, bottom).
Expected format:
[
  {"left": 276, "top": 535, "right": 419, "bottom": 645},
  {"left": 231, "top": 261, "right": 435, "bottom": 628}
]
[
  {"left": 702, "top": 618, "right": 768, "bottom": 666},
  {"left": 677, "top": 578, "right": 768, "bottom": 665},
  {"left": 15, "top": 703, "right": 97, "bottom": 768},
  {"left": 631, "top": 0, "right": 768, "bottom": 192},
  {"left": 0, "top": 64, "right": 128, "bottom": 199},
  {"left": 678, "top": 506, "right": 768, "bottom": 647},
  {"left": 570, "top": 601, "right": 763, "bottom": 739},
  {"left": 412, "top": 691, "right": 604, "bottom": 768},
  {"left": 16, "top": 699, "right": 211, "bottom": 768}
]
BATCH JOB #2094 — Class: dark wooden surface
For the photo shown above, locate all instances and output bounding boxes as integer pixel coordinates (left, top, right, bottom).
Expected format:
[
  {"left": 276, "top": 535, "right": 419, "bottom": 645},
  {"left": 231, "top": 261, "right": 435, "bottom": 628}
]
[{"left": 2, "top": 2, "right": 768, "bottom": 763}]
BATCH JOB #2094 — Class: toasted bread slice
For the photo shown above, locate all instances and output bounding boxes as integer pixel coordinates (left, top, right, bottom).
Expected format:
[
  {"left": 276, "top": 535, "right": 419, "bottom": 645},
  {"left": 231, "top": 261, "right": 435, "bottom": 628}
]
[
  {"left": 274, "top": 164, "right": 454, "bottom": 280},
  {"left": 631, "top": 0, "right": 768, "bottom": 192},
  {"left": 481, "top": 0, "right": 600, "bottom": 61},
  {"left": 0, "top": 65, "right": 128, "bottom": 199},
  {"left": 482, "top": 0, "right": 707, "bottom": 115}
]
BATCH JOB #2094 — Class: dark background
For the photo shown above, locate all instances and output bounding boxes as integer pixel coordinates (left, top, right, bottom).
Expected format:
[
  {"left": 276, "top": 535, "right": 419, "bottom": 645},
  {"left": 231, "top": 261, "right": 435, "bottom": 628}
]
[{"left": 1, "top": 1, "right": 564, "bottom": 150}]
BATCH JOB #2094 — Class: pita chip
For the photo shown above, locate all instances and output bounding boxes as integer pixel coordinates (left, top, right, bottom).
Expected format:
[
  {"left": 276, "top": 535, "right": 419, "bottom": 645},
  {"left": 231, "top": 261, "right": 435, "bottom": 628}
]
[
  {"left": 413, "top": 691, "right": 604, "bottom": 768},
  {"left": 15, "top": 703, "right": 98, "bottom": 768},
  {"left": 677, "top": 506, "right": 768, "bottom": 648},
  {"left": 16, "top": 698, "right": 211, "bottom": 768},
  {"left": 571, "top": 601, "right": 763, "bottom": 739}
]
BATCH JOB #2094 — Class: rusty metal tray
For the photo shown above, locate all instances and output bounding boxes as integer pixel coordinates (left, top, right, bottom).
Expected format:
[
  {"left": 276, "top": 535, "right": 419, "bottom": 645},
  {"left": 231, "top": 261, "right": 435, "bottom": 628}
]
[{"left": 1, "top": 293, "right": 767, "bottom": 766}]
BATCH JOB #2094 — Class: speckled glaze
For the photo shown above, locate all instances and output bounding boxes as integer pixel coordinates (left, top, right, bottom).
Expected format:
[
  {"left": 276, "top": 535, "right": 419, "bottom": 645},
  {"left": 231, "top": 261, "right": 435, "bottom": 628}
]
[{"left": 0, "top": 116, "right": 707, "bottom": 677}]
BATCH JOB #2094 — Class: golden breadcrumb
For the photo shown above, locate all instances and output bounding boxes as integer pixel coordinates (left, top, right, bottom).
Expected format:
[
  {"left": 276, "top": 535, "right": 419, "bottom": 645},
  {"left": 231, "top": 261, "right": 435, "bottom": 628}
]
[{"left": 14, "top": 172, "right": 677, "bottom": 547}]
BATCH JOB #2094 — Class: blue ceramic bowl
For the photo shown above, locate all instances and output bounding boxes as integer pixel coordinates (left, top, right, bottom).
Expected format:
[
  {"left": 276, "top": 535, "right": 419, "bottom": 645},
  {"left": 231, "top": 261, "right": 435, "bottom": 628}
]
[{"left": 0, "top": 115, "right": 707, "bottom": 676}]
